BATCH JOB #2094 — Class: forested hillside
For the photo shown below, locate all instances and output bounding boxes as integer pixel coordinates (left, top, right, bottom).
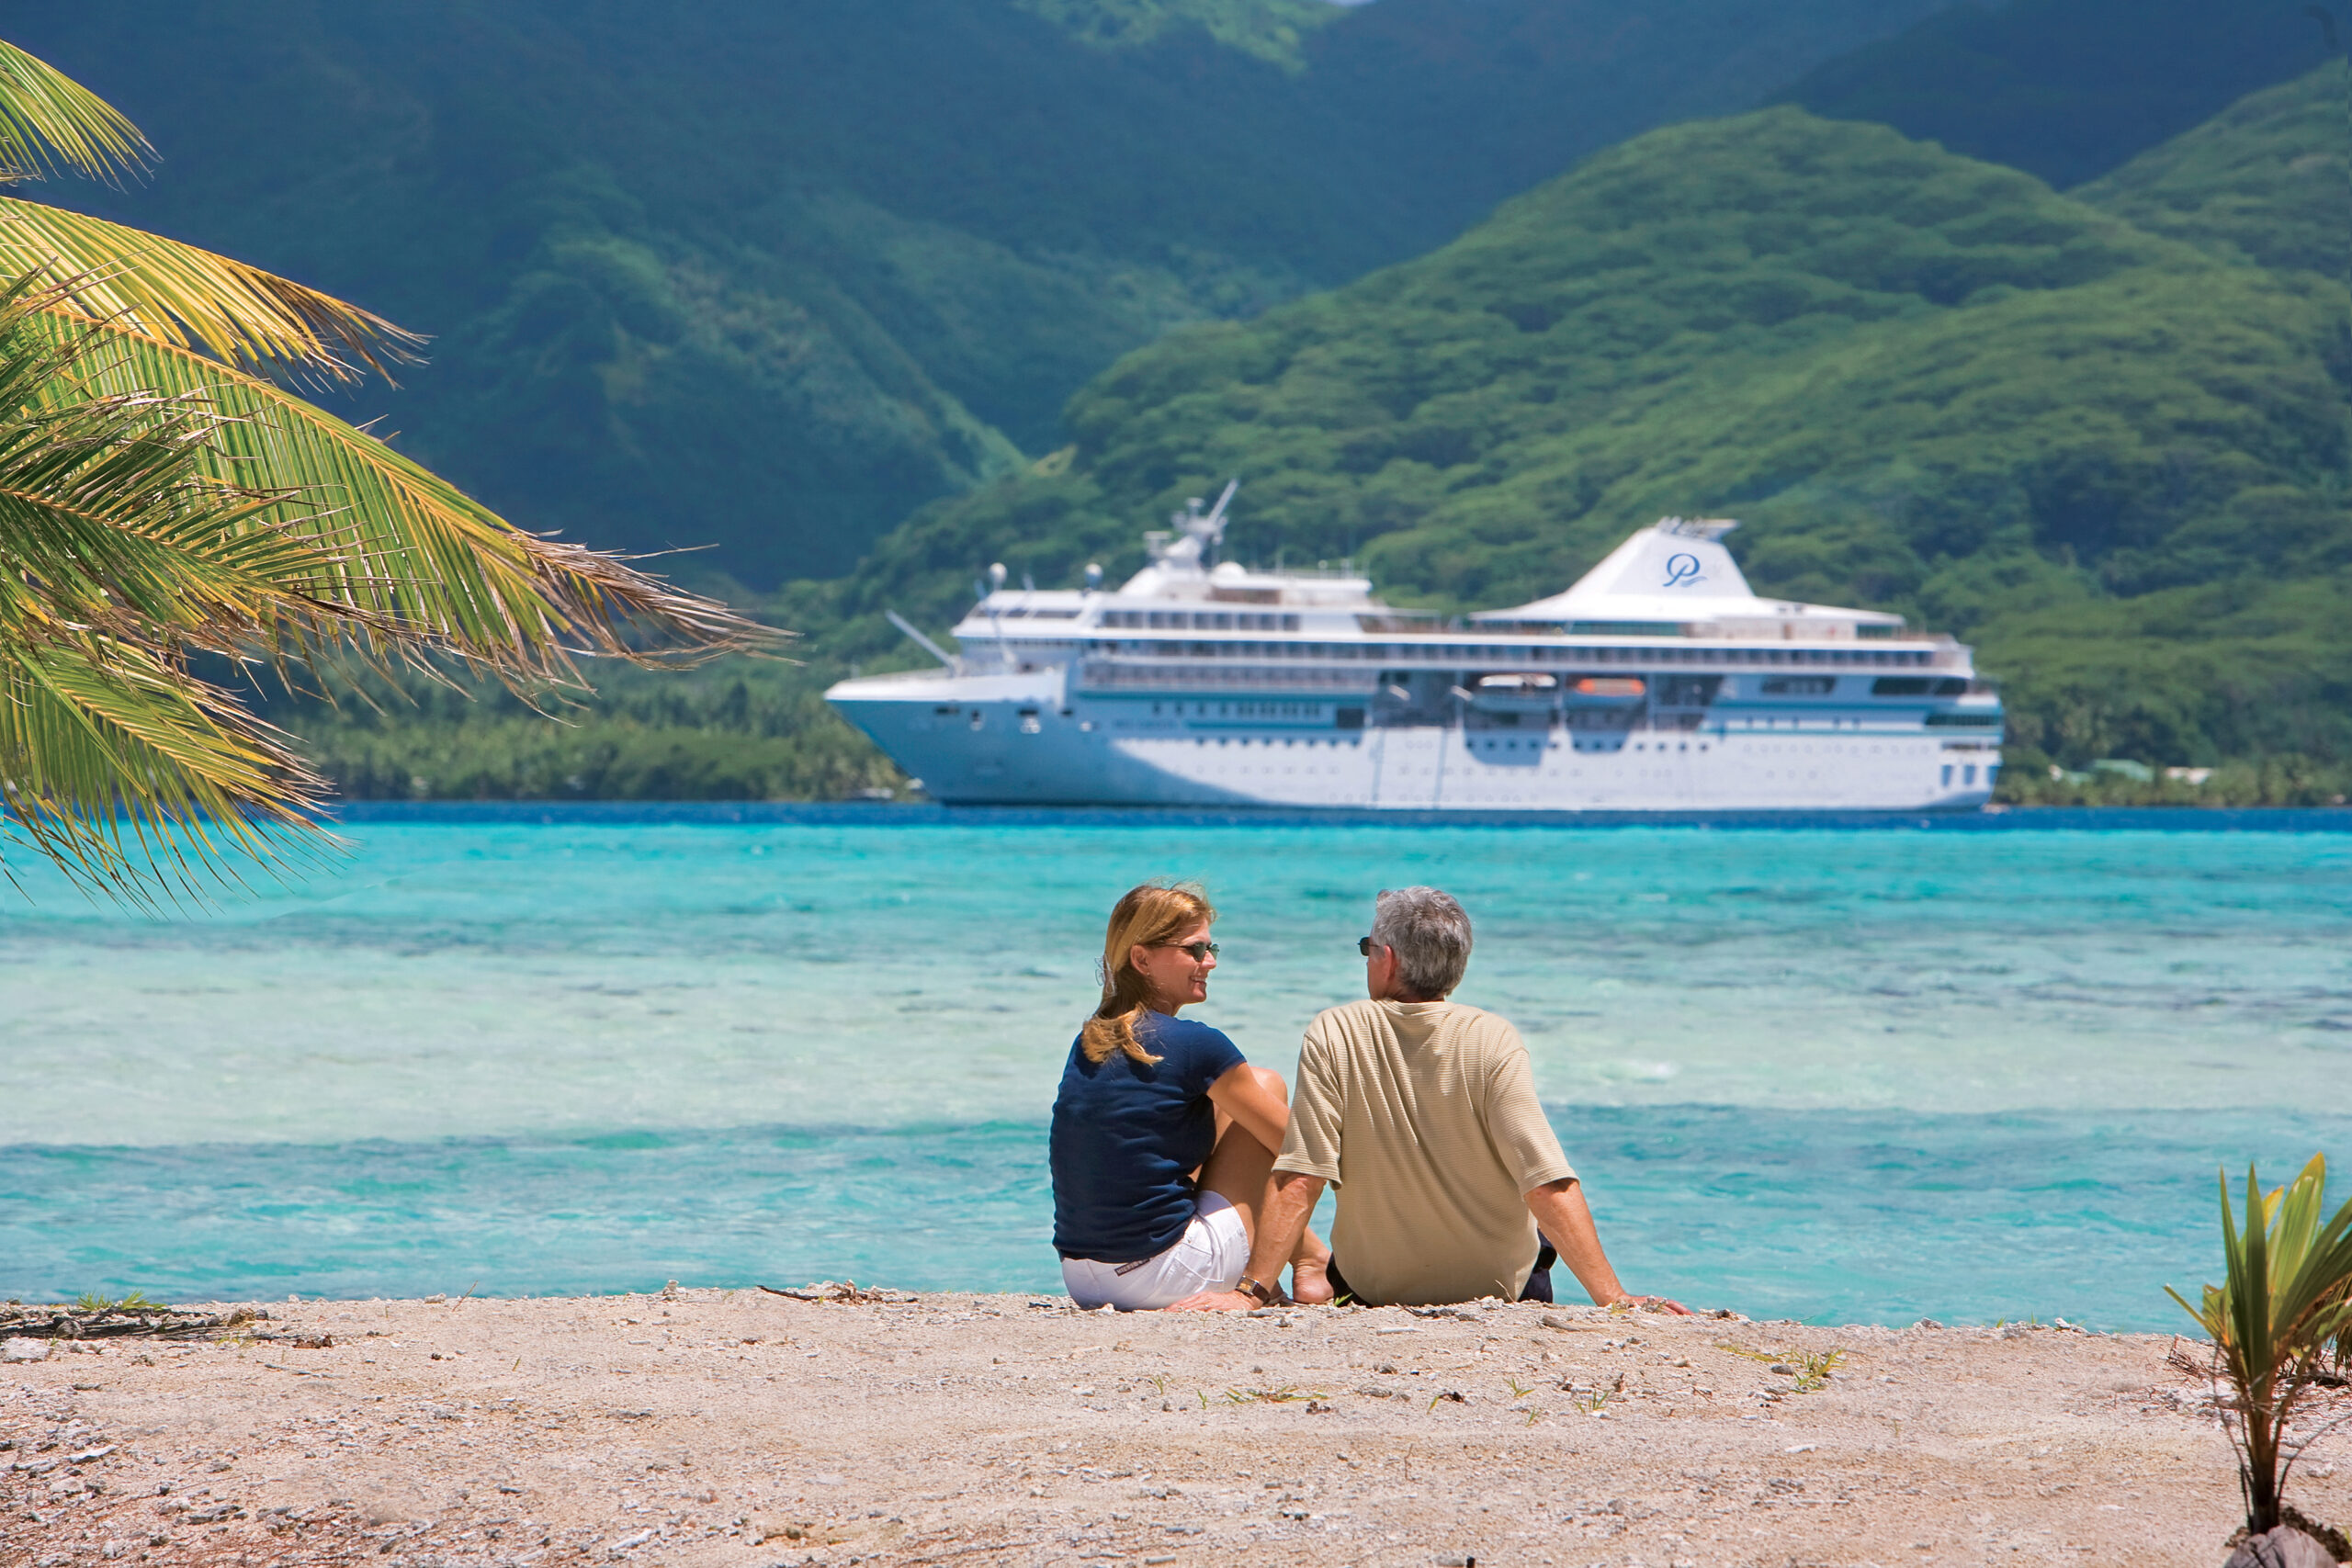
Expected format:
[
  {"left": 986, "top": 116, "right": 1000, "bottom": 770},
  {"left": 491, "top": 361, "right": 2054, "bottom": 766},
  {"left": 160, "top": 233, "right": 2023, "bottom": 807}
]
[
  {"left": 1776, "top": 0, "right": 2329, "bottom": 188},
  {"left": 49, "top": 1, "right": 2336, "bottom": 801},
  {"left": 2075, "top": 65, "right": 2349, "bottom": 275},
  {"left": 2, "top": 0, "right": 1950, "bottom": 584},
  {"left": 808, "top": 85, "right": 2352, "bottom": 784}
]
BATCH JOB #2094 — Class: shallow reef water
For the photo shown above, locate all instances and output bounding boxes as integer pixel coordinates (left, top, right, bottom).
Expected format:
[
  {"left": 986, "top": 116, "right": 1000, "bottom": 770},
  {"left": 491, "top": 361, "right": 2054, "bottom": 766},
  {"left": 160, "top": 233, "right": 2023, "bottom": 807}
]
[{"left": 4, "top": 806, "right": 2347, "bottom": 1328}]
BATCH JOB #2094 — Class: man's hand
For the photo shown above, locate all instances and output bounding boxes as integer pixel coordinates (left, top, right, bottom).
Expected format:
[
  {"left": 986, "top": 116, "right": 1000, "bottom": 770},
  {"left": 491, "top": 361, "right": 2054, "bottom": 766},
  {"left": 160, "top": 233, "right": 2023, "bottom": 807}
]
[
  {"left": 1526, "top": 1177, "right": 1685, "bottom": 1312},
  {"left": 1165, "top": 1289, "right": 1259, "bottom": 1313}
]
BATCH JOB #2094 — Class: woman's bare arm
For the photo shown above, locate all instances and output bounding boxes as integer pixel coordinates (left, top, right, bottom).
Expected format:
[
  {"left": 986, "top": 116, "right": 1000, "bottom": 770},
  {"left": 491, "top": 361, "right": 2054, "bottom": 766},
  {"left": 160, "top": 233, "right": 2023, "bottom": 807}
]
[{"left": 1204, "top": 1062, "right": 1290, "bottom": 1154}]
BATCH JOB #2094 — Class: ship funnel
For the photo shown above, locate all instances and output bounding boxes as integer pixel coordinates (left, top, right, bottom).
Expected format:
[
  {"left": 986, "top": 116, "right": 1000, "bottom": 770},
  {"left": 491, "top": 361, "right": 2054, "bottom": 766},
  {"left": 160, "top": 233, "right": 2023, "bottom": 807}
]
[
  {"left": 1471, "top": 516, "right": 1763, "bottom": 624},
  {"left": 1579, "top": 517, "right": 1750, "bottom": 601}
]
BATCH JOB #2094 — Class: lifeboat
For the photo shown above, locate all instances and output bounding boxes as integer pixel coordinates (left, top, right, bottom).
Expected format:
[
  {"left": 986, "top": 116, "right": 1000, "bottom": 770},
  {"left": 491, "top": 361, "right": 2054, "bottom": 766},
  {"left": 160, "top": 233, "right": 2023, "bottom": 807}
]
[
  {"left": 1565, "top": 675, "right": 1646, "bottom": 706},
  {"left": 1462, "top": 671, "right": 1560, "bottom": 716}
]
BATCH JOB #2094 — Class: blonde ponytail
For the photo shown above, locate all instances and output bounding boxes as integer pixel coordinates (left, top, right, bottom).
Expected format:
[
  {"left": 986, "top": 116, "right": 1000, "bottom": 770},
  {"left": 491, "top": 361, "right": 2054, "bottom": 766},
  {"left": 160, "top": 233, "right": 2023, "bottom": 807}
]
[{"left": 1080, "top": 881, "right": 1215, "bottom": 1066}]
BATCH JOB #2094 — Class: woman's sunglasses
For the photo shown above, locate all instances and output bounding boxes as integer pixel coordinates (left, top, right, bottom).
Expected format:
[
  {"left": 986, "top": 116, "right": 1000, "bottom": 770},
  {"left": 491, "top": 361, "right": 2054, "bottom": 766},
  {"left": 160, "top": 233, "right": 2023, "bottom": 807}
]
[
  {"left": 1358, "top": 936, "right": 1386, "bottom": 956},
  {"left": 1154, "top": 941, "right": 1220, "bottom": 961}
]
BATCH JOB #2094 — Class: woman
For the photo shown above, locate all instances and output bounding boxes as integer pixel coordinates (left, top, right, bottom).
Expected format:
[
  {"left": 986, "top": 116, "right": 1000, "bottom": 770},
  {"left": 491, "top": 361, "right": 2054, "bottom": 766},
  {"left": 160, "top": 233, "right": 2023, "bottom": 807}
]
[{"left": 1050, "top": 881, "right": 1331, "bottom": 1311}]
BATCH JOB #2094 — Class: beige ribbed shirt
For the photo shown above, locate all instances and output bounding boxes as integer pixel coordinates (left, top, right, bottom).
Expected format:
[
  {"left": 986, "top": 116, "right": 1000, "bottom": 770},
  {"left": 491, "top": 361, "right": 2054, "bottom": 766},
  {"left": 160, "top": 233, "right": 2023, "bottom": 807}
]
[{"left": 1273, "top": 998, "right": 1575, "bottom": 1306}]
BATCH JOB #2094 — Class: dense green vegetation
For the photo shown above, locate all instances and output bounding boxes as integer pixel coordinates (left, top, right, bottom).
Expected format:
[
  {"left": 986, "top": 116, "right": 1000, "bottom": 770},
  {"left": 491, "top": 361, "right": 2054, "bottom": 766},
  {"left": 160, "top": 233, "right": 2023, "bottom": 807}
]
[
  {"left": 282, "top": 662, "right": 899, "bottom": 803},
  {"left": 1013, "top": 0, "right": 1342, "bottom": 66},
  {"left": 2077, "top": 64, "right": 2350, "bottom": 275},
  {"left": 1777, "top": 0, "right": 2329, "bottom": 188},
  {"left": 303, "top": 61, "right": 2352, "bottom": 803},
  {"left": 810, "top": 94, "right": 2352, "bottom": 789},
  {"left": 30, "top": 0, "right": 2328, "bottom": 804},
  {"left": 4, "top": 0, "right": 1950, "bottom": 584}
]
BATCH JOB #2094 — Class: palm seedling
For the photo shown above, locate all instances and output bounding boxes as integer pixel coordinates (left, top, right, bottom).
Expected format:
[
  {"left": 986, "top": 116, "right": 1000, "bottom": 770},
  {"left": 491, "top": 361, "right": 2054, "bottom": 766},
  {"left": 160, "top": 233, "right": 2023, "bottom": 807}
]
[
  {"left": 0, "top": 39, "right": 771, "bottom": 897},
  {"left": 2167, "top": 1156, "right": 2352, "bottom": 1541}
]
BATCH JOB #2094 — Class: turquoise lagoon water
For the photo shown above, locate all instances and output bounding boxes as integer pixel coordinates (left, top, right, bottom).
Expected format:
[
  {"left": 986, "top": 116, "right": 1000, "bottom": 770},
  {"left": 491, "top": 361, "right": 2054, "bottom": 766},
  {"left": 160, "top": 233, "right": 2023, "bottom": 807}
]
[{"left": 3, "top": 807, "right": 2348, "bottom": 1329}]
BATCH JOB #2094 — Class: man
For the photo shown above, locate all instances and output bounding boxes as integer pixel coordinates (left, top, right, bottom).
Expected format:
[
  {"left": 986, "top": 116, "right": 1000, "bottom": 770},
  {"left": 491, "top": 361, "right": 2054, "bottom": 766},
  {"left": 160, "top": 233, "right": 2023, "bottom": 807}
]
[{"left": 1173, "top": 886, "right": 1686, "bottom": 1313}]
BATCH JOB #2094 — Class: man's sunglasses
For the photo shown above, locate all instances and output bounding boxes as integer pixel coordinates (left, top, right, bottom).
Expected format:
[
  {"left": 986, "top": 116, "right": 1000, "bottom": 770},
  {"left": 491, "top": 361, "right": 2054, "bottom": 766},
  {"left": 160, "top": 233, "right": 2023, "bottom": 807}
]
[
  {"left": 1358, "top": 936, "right": 1387, "bottom": 957},
  {"left": 1154, "top": 941, "right": 1220, "bottom": 961}
]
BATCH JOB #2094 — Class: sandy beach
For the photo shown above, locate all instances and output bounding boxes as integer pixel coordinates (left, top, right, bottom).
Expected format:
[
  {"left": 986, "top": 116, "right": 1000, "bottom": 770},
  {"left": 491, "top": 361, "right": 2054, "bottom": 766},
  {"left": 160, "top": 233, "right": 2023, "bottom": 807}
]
[{"left": 3, "top": 1288, "right": 2329, "bottom": 1568}]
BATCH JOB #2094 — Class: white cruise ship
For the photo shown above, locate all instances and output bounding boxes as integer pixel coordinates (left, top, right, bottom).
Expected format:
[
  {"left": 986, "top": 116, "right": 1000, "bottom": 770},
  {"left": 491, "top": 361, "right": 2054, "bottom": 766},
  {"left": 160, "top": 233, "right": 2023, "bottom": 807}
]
[{"left": 826, "top": 487, "right": 2003, "bottom": 813}]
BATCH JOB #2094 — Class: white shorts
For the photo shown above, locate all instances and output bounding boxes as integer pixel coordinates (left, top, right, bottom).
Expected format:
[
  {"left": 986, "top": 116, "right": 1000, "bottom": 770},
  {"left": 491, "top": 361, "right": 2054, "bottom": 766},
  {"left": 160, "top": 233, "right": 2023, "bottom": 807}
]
[{"left": 1060, "top": 1192, "right": 1250, "bottom": 1311}]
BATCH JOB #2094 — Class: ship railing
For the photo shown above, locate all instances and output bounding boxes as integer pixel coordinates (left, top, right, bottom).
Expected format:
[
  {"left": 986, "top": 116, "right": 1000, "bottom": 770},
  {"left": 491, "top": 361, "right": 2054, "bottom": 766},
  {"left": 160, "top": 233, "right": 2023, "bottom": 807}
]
[{"left": 1076, "top": 660, "right": 1381, "bottom": 694}]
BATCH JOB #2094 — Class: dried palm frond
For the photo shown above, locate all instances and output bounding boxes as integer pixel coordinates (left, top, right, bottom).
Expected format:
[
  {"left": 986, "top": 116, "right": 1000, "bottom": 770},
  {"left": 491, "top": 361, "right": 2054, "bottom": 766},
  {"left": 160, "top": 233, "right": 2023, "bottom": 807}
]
[{"left": 0, "top": 198, "right": 423, "bottom": 378}]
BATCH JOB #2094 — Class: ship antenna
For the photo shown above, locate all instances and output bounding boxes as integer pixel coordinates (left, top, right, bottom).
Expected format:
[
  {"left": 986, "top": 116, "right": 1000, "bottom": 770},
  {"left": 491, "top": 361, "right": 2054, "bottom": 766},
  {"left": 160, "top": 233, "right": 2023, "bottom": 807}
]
[{"left": 1199, "top": 478, "right": 1238, "bottom": 567}]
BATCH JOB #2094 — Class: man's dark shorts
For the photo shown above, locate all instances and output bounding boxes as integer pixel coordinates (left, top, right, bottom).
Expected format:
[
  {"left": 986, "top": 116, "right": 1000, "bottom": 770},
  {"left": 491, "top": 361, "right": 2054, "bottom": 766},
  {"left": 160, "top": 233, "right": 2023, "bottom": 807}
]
[{"left": 1322, "top": 1239, "right": 1557, "bottom": 1305}]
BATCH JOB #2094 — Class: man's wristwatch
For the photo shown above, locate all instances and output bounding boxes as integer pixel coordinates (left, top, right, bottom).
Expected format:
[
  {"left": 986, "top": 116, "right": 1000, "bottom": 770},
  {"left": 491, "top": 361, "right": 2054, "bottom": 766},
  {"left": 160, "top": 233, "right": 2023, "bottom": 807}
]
[{"left": 1234, "top": 1274, "right": 1279, "bottom": 1306}]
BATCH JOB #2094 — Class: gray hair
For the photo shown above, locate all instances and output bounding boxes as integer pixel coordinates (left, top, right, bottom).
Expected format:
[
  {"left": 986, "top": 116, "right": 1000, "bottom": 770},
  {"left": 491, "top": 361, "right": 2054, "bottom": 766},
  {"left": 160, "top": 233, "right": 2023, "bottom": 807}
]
[{"left": 1370, "top": 886, "right": 1472, "bottom": 999}]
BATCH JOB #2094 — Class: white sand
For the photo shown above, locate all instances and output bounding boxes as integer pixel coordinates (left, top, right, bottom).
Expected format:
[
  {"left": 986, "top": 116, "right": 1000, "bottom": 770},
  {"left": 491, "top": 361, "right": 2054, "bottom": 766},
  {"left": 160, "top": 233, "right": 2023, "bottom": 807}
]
[{"left": 5, "top": 1291, "right": 2340, "bottom": 1568}]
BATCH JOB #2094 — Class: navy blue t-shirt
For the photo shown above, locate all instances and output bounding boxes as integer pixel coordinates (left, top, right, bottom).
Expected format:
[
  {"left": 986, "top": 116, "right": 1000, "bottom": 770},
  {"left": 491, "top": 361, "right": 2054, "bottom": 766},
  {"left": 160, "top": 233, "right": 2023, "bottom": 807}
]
[{"left": 1049, "top": 1011, "right": 1246, "bottom": 1262}]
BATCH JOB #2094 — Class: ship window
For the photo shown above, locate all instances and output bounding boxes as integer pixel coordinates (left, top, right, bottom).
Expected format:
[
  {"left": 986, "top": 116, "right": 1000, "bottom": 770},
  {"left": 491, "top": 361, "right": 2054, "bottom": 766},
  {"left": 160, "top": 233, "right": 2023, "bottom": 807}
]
[
  {"left": 1761, "top": 677, "right": 1834, "bottom": 695},
  {"left": 1941, "top": 764, "right": 1953, "bottom": 787},
  {"left": 1872, "top": 677, "right": 1933, "bottom": 696},
  {"left": 1964, "top": 764, "right": 1978, "bottom": 784}
]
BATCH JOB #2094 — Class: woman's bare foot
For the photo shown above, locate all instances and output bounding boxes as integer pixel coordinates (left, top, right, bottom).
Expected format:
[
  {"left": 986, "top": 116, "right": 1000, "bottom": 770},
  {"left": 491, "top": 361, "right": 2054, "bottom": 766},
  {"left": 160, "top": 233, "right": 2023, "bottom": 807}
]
[{"left": 1289, "top": 1247, "right": 1335, "bottom": 1306}]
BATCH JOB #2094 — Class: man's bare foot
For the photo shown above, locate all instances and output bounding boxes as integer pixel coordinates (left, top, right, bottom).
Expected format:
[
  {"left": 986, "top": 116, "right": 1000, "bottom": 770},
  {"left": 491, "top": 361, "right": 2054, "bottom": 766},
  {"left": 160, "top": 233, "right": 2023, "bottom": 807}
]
[{"left": 1289, "top": 1253, "right": 1335, "bottom": 1306}]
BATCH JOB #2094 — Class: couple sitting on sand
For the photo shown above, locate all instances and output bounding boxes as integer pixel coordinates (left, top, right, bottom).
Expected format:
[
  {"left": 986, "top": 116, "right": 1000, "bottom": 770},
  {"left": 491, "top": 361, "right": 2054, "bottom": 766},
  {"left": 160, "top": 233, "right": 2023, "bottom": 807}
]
[{"left": 1049, "top": 881, "right": 1688, "bottom": 1314}]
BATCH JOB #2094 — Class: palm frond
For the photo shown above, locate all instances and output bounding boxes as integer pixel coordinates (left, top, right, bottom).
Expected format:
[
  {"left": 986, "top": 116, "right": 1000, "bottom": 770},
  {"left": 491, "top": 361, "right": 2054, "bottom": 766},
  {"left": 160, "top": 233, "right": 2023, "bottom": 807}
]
[
  {"left": 27, "top": 309, "right": 779, "bottom": 681},
  {"left": 0, "top": 39, "right": 150, "bottom": 185},
  {"left": 0, "top": 291, "right": 339, "bottom": 896},
  {"left": 0, "top": 46, "right": 782, "bottom": 901},
  {"left": 0, "top": 635, "right": 325, "bottom": 902},
  {"left": 0, "top": 319, "right": 336, "bottom": 638},
  {"left": 0, "top": 198, "right": 423, "bottom": 378}
]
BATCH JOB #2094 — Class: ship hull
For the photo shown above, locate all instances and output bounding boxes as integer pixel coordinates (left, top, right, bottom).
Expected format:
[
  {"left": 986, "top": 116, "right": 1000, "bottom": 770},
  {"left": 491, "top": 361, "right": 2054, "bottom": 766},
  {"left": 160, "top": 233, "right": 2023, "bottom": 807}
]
[{"left": 830, "top": 674, "right": 1996, "bottom": 814}]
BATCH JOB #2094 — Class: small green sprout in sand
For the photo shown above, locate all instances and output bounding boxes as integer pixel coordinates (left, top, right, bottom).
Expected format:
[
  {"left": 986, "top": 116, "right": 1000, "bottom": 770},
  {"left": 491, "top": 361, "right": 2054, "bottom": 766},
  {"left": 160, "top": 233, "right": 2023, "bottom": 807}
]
[
  {"left": 1228, "top": 1384, "right": 1324, "bottom": 1405},
  {"left": 1717, "top": 1341, "right": 1845, "bottom": 1392},
  {"left": 1504, "top": 1377, "right": 1533, "bottom": 1399}
]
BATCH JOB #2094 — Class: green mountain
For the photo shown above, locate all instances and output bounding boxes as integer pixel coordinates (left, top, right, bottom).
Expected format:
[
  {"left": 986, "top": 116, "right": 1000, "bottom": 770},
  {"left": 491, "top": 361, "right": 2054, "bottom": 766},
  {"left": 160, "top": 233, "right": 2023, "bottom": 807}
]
[
  {"left": 4, "top": 0, "right": 1947, "bottom": 585},
  {"left": 1776, "top": 0, "right": 2330, "bottom": 189},
  {"left": 2075, "top": 64, "right": 2351, "bottom": 276},
  {"left": 810, "top": 90, "right": 2352, "bottom": 786}
]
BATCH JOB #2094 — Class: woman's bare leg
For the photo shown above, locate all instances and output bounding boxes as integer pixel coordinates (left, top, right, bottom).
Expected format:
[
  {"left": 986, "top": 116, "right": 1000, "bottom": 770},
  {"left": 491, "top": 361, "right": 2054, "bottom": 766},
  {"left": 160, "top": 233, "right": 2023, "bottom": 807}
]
[{"left": 1195, "top": 1066, "right": 1331, "bottom": 1303}]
